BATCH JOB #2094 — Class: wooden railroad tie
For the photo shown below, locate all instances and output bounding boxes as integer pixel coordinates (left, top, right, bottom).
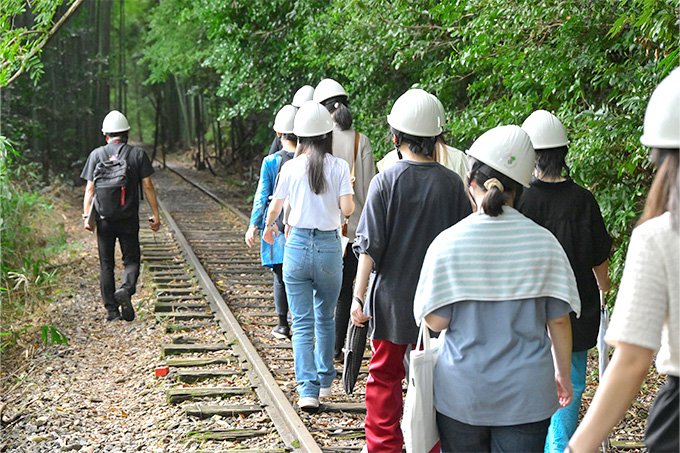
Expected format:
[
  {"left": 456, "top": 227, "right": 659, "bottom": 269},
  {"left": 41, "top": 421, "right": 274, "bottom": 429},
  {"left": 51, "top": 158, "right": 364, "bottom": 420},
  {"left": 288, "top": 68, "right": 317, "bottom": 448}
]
[
  {"left": 161, "top": 343, "right": 228, "bottom": 357},
  {"left": 166, "top": 387, "right": 252, "bottom": 404}
]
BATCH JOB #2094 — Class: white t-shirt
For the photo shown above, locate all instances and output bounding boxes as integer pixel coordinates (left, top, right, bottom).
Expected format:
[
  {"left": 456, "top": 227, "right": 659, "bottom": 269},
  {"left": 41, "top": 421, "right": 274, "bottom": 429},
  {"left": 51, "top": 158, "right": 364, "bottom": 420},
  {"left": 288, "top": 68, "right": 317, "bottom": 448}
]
[{"left": 273, "top": 153, "right": 353, "bottom": 231}]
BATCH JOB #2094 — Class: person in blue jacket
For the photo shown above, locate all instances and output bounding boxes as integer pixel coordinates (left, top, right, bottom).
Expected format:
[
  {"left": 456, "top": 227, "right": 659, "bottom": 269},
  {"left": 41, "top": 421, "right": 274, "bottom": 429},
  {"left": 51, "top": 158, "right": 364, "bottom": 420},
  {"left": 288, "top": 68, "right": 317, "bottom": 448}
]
[{"left": 245, "top": 105, "right": 298, "bottom": 339}]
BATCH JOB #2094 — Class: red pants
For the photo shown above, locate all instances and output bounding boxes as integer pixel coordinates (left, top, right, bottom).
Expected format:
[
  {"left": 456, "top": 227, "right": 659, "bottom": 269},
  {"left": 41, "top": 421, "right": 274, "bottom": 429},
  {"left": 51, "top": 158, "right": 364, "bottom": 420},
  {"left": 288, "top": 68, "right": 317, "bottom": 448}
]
[
  {"left": 365, "top": 340, "right": 410, "bottom": 453},
  {"left": 365, "top": 339, "right": 441, "bottom": 453}
]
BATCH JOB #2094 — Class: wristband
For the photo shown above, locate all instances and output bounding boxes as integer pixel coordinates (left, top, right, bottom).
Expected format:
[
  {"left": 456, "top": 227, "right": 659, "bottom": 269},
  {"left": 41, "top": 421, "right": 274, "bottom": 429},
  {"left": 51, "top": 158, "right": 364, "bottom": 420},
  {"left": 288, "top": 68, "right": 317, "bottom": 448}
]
[
  {"left": 82, "top": 214, "right": 88, "bottom": 219},
  {"left": 352, "top": 296, "right": 364, "bottom": 309},
  {"left": 265, "top": 221, "right": 276, "bottom": 228}
]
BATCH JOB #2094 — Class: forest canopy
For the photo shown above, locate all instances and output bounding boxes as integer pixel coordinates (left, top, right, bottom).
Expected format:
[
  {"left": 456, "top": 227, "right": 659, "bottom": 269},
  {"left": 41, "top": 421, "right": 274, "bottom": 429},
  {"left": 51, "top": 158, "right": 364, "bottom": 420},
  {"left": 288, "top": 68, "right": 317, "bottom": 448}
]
[{"left": 2, "top": 0, "right": 679, "bottom": 293}]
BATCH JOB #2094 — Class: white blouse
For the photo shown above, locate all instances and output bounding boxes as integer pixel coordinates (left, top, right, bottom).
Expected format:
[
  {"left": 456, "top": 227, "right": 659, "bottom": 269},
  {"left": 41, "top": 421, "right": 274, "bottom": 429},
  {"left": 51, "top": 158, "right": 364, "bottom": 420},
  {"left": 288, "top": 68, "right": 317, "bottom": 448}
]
[{"left": 606, "top": 212, "right": 679, "bottom": 376}]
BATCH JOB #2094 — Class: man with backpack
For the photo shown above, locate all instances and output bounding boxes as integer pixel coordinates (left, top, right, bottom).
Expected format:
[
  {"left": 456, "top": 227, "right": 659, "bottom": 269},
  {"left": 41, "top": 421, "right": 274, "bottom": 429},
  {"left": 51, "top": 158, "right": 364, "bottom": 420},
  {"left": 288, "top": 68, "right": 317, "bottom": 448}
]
[{"left": 81, "top": 110, "right": 160, "bottom": 322}]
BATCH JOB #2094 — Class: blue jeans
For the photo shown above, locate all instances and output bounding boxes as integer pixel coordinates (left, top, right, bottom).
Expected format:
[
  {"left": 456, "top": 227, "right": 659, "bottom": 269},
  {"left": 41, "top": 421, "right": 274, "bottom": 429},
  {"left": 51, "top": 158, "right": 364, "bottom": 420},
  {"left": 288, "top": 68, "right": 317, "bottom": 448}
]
[
  {"left": 437, "top": 412, "right": 550, "bottom": 452},
  {"left": 283, "top": 227, "right": 342, "bottom": 399},
  {"left": 544, "top": 350, "right": 588, "bottom": 452}
]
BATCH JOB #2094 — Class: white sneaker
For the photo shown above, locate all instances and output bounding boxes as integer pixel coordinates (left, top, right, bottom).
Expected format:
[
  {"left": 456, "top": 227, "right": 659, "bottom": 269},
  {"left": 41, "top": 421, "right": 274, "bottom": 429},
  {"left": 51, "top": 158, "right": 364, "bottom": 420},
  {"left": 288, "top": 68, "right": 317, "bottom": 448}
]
[
  {"left": 319, "top": 387, "right": 332, "bottom": 398},
  {"left": 298, "top": 397, "right": 319, "bottom": 409}
]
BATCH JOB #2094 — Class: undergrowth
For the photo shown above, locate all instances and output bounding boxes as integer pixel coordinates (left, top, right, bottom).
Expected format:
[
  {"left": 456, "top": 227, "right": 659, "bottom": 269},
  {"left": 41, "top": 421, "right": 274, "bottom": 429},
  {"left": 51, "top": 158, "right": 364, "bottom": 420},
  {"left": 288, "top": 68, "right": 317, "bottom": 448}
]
[{"left": 1, "top": 137, "right": 70, "bottom": 359}]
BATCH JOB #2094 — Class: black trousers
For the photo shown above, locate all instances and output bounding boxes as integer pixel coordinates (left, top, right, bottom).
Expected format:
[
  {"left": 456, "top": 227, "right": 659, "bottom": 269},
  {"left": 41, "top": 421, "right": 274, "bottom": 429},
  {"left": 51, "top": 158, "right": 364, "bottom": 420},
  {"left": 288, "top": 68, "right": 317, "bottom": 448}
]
[
  {"left": 335, "top": 248, "right": 358, "bottom": 357},
  {"left": 645, "top": 375, "right": 679, "bottom": 452},
  {"left": 96, "top": 216, "right": 140, "bottom": 312}
]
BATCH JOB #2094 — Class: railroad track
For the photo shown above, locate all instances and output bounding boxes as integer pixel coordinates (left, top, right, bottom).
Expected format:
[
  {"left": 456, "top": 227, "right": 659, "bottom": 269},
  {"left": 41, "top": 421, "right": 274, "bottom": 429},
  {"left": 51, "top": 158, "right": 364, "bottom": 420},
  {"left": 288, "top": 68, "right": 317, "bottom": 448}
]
[{"left": 139, "top": 164, "right": 369, "bottom": 452}]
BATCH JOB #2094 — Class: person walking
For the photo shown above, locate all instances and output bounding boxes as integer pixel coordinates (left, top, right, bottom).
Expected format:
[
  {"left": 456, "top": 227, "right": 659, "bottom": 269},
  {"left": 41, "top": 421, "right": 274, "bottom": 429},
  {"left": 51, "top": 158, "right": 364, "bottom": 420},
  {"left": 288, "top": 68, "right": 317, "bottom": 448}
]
[
  {"left": 245, "top": 104, "right": 297, "bottom": 339},
  {"left": 313, "top": 77, "right": 376, "bottom": 361},
  {"left": 568, "top": 68, "right": 679, "bottom": 453},
  {"left": 81, "top": 110, "right": 160, "bottom": 322},
  {"left": 413, "top": 125, "right": 581, "bottom": 453},
  {"left": 350, "top": 89, "right": 472, "bottom": 452},
  {"left": 515, "top": 110, "right": 613, "bottom": 453},
  {"left": 262, "top": 101, "right": 355, "bottom": 410}
]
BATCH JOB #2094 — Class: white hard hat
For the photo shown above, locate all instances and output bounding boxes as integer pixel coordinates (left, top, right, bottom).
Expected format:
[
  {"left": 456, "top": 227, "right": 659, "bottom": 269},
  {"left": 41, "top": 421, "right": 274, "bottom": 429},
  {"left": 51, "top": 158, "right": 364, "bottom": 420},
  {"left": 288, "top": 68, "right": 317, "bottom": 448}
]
[
  {"left": 273, "top": 105, "right": 297, "bottom": 134},
  {"left": 102, "top": 110, "right": 130, "bottom": 134},
  {"left": 292, "top": 85, "right": 315, "bottom": 108},
  {"left": 313, "top": 78, "right": 348, "bottom": 104},
  {"left": 430, "top": 93, "right": 446, "bottom": 129},
  {"left": 467, "top": 125, "right": 535, "bottom": 187},
  {"left": 521, "top": 110, "right": 569, "bottom": 149},
  {"left": 293, "top": 101, "right": 334, "bottom": 137},
  {"left": 640, "top": 67, "right": 680, "bottom": 148},
  {"left": 387, "top": 89, "right": 442, "bottom": 137}
]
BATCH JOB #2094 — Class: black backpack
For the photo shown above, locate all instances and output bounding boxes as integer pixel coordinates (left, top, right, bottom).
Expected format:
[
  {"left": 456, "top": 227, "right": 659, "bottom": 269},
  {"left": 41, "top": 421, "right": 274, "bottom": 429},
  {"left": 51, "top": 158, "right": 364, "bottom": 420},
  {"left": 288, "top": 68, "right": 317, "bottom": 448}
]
[
  {"left": 93, "top": 144, "right": 136, "bottom": 220},
  {"left": 270, "top": 150, "right": 294, "bottom": 230}
]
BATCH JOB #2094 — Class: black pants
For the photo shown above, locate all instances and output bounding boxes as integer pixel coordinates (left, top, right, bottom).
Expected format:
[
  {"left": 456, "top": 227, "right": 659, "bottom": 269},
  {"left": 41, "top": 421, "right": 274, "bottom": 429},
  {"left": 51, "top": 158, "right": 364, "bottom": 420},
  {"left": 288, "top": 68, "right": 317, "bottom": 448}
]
[
  {"left": 436, "top": 412, "right": 550, "bottom": 453},
  {"left": 335, "top": 248, "right": 358, "bottom": 357},
  {"left": 272, "top": 263, "right": 288, "bottom": 319},
  {"left": 96, "top": 216, "right": 140, "bottom": 312},
  {"left": 645, "top": 375, "right": 679, "bottom": 452}
]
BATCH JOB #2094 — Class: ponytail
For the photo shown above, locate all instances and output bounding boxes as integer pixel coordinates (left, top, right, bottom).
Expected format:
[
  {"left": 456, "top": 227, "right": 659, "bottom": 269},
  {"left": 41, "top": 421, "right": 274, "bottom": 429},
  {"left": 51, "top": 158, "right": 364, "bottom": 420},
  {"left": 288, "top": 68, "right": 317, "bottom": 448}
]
[
  {"left": 469, "top": 159, "right": 522, "bottom": 217},
  {"left": 299, "top": 133, "right": 333, "bottom": 194},
  {"left": 322, "top": 96, "right": 352, "bottom": 131}
]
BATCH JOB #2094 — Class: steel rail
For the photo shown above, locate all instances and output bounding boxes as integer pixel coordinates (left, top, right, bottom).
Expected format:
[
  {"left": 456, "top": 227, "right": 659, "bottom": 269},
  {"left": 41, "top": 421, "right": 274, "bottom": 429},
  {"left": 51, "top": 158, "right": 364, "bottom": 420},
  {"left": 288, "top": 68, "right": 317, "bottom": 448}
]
[
  {"left": 163, "top": 161, "right": 250, "bottom": 224},
  {"left": 157, "top": 197, "right": 322, "bottom": 453}
]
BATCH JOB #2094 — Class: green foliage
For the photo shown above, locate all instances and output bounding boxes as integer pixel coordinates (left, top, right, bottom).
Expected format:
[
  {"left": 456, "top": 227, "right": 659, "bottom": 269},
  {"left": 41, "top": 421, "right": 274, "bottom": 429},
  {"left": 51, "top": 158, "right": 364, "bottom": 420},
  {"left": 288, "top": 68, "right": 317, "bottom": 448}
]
[
  {"left": 0, "top": 137, "right": 66, "bottom": 312},
  {"left": 0, "top": 325, "right": 31, "bottom": 353},
  {"left": 1, "top": 0, "right": 60, "bottom": 86},
  {"left": 41, "top": 324, "right": 68, "bottom": 346}
]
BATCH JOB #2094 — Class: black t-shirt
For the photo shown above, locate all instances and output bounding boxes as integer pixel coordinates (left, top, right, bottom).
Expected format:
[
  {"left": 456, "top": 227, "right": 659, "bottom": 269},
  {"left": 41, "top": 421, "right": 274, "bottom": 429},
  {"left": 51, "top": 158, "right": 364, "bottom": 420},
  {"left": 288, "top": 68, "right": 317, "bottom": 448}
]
[
  {"left": 516, "top": 177, "right": 613, "bottom": 351},
  {"left": 353, "top": 160, "right": 472, "bottom": 344},
  {"left": 80, "top": 142, "right": 154, "bottom": 215}
]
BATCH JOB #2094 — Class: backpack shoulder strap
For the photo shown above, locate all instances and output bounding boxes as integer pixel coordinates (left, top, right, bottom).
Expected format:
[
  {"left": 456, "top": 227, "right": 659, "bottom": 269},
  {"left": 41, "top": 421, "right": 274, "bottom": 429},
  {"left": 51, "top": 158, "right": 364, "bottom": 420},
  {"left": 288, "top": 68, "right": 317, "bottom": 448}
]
[
  {"left": 96, "top": 146, "right": 110, "bottom": 164},
  {"left": 275, "top": 149, "right": 293, "bottom": 169},
  {"left": 117, "top": 143, "right": 131, "bottom": 162},
  {"left": 351, "top": 131, "right": 359, "bottom": 186}
]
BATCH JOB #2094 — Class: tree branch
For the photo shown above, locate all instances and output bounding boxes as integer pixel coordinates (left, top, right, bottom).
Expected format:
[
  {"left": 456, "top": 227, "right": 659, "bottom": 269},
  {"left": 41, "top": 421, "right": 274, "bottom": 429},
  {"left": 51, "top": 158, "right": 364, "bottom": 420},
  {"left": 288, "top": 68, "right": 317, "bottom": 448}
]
[{"left": 5, "top": 0, "right": 86, "bottom": 87}]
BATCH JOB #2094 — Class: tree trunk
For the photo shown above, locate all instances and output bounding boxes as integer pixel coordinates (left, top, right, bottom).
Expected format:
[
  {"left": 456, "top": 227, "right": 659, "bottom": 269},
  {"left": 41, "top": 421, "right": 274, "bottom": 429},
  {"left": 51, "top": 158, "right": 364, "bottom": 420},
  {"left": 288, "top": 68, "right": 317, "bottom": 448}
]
[{"left": 152, "top": 88, "right": 161, "bottom": 162}]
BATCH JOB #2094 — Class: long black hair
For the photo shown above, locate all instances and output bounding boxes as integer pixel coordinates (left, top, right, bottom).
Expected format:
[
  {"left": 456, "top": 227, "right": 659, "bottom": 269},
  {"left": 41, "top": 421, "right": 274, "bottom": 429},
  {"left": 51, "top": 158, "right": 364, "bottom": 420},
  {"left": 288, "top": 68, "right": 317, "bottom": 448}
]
[
  {"left": 322, "top": 96, "right": 352, "bottom": 131},
  {"left": 468, "top": 158, "right": 523, "bottom": 217},
  {"left": 535, "top": 146, "right": 570, "bottom": 178},
  {"left": 298, "top": 133, "right": 333, "bottom": 194},
  {"left": 390, "top": 127, "right": 437, "bottom": 158}
]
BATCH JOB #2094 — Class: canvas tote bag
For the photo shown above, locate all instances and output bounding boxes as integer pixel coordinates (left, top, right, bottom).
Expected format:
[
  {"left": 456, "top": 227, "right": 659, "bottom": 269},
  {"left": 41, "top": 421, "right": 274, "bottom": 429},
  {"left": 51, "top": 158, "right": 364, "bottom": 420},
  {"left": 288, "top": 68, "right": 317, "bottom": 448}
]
[{"left": 402, "top": 323, "right": 439, "bottom": 453}]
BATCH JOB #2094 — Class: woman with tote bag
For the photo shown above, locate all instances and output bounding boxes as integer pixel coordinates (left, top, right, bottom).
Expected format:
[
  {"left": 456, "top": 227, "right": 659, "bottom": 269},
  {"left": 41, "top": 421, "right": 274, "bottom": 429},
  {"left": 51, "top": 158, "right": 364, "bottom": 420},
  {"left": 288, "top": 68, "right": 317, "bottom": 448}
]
[{"left": 414, "top": 125, "right": 580, "bottom": 453}]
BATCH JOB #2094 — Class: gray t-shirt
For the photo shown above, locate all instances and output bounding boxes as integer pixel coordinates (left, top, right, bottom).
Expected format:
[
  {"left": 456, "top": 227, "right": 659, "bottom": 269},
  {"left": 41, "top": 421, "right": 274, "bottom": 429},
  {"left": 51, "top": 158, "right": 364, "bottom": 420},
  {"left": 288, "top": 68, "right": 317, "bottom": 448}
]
[
  {"left": 353, "top": 160, "right": 471, "bottom": 344},
  {"left": 431, "top": 297, "right": 571, "bottom": 426}
]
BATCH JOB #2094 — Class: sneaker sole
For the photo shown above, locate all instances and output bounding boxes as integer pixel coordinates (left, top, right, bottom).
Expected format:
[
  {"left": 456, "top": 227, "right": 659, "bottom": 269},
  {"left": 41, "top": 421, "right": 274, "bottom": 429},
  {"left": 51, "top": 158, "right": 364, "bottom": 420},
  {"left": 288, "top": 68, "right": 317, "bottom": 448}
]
[
  {"left": 272, "top": 331, "right": 289, "bottom": 340},
  {"left": 114, "top": 290, "right": 135, "bottom": 322}
]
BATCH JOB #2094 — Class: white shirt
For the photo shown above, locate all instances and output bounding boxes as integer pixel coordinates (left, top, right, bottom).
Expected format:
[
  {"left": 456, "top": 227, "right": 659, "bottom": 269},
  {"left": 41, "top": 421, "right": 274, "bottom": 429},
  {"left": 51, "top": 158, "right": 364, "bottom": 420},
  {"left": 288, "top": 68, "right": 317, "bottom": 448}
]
[
  {"left": 273, "top": 153, "right": 353, "bottom": 231},
  {"left": 606, "top": 212, "right": 679, "bottom": 376}
]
